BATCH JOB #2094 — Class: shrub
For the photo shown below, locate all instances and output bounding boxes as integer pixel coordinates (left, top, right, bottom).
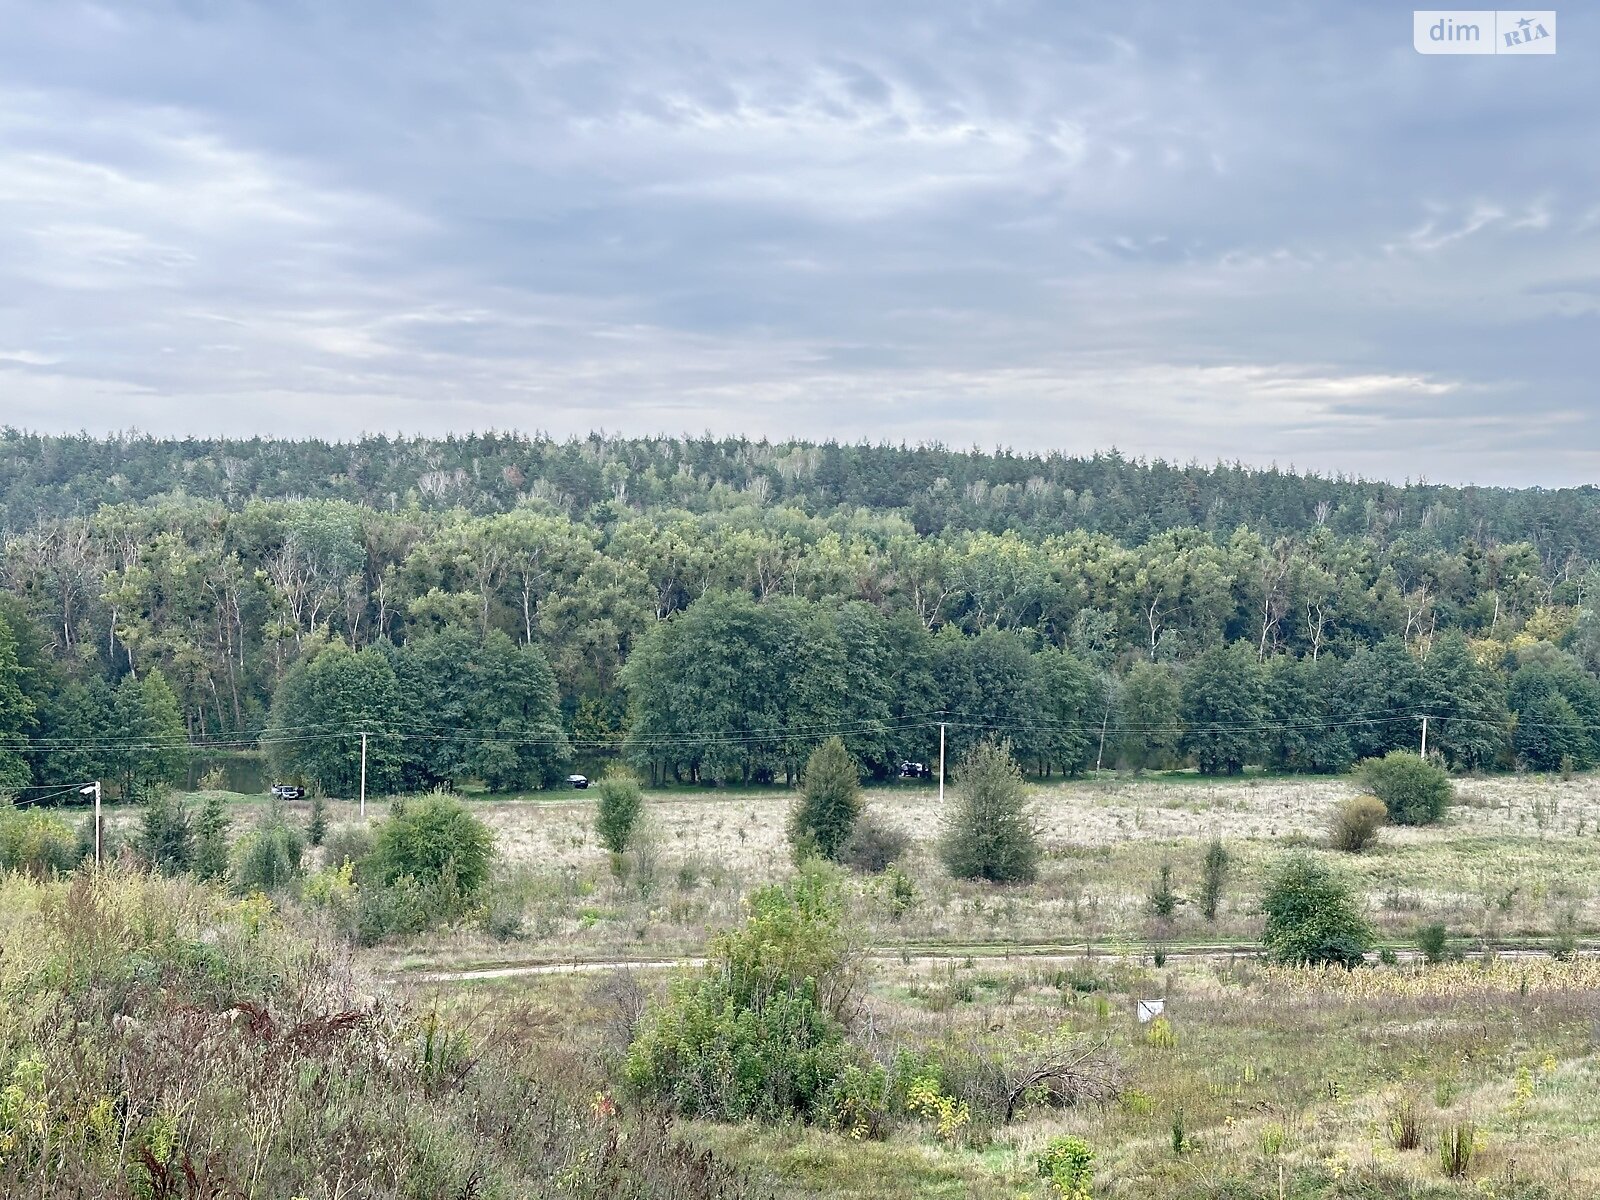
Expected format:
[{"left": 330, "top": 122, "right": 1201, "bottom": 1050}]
[
  {"left": 0, "top": 804, "right": 76, "bottom": 877},
  {"left": 307, "top": 795, "right": 328, "bottom": 847},
  {"left": 1387, "top": 1095, "right": 1422, "bottom": 1150},
  {"left": 1038, "top": 1135, "right": 1095, "bottom": 1200},
  {"left": 625, "top": 866, "right": 862, "bottom": 1121},
  {"left": 595, "top": 766, "right": 644, "bottom": 855},
  {"left": 835, "top": 812, "right": 909, "bottom": 874},
  {"left": 1260, "top": 852, "right": 1374, "bottom": 968},
  {"left": 1416, "top": 922, "right": 1450, "bottom": 963},
  {"left": 231, "top": 802, "right": 305, "bottom": 892},
  {"left": 192, "top": 792, "right": 231, "bottom": 881},
  {"left": 138, "top": 790, "right": 193, "bottom": 875},
  {"left": 788, "top": 737, "right": 863, "bottom": 861},
  {"left": 1199, "top": 836, "right": 1230, "bottom": 921},
  {"left": 368, "top": 793, "right": 494, "bottom": 897},
  {"left": 1359, "top": 750, "right": 1452, "bottom": 826},
  {"left": 1147, "top": 863, "right": 1181, "bottom": 919},
  {"left": 1439, "top": 1121, "right": 1477, "bottom": 1178},
  {"left": 322, "top": 821, "right": 375, "bottom": 868},
  {"left": 939, "top": 740, "right": 1039, "bottom": 883},
  {"left": 1329, "top": 794, "right": 1387, "bottom": 852}
]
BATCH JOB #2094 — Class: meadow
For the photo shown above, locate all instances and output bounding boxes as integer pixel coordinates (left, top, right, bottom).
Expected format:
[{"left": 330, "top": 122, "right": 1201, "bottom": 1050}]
[{"left": 53, "top": 769, "right": 1599, "bottom": 1199}]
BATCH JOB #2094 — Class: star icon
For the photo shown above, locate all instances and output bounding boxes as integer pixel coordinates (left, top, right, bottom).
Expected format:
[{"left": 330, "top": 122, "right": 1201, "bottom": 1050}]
[{"left": 1517, "top": 16, "right": 1533, "bottom": 29}]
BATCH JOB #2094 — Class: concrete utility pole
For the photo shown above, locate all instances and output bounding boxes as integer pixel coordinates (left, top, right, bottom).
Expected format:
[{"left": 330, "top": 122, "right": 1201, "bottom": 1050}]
[
  {"left": 1420, "top": 715, "right": 1429, "bottom": 758},
  {"left": 79, "top": 782, "right": 101, "bottom": 866},
  {"left": 938, "top": 721, "right": 946, "bottom": 805},
  {"left": 359, "top": 731, "right": 368, "bottom": 819}
]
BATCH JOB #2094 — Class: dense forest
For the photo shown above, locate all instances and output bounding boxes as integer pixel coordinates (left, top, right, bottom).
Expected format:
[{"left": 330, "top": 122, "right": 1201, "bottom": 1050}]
[{"left": 3, "top": 430, "right": 1600, "bottom": 795}]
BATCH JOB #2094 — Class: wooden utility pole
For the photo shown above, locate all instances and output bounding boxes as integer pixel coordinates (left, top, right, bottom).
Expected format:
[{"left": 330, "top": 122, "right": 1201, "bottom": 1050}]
[
  {"left": 359, "top": 731, "right": 368, "bottom": 819},
  {"left": 79, "top": 781, "right": 101, "bottom": 866}
]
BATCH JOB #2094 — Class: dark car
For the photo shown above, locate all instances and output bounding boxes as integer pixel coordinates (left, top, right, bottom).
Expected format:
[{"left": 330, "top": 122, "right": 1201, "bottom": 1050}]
[
  {"left": 566, "top": 774, "right": 590, "bottom": 789},
  {"left": 271, "top": 783, "right": 307, "bottom": 800},
  {"left": 898, "top": 761, "right": 930, "bottom": 779}
]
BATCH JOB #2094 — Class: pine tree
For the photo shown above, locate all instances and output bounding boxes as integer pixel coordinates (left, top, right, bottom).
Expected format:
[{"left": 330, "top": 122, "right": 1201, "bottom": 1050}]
[
  {"left": 939, "top": 739, "right": 1039, "bottom": 883},
  {"left": 193, "top": 791, "right": 232, "bottom": 881},
  {"left": 139, "top": 790, "right": 194, "bottom": 875},
  {"left": 788, "top": 737, "right": 862, "bottom": 860}
]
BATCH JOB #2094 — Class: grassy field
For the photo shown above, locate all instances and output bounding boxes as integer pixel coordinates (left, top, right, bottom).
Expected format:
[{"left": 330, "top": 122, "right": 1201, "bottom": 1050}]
[
  {"left": 32, "top": 771, "right": 1600, "bottom": 1197},
  {"left": 308, "top": 771, "right": 1600, "bottom": 972},
  {"left": 411, "top": 943, "right": 1600, "bottom": 1198}
]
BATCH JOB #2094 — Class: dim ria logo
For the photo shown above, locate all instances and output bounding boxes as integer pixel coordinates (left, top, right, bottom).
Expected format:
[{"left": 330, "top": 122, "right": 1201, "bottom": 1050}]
[{"left": 1414, "top": 10, "right": 1556, "bottom": 53}]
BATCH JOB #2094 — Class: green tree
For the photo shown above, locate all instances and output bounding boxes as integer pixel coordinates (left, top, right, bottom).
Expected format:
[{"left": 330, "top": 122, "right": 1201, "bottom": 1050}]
[
  {"left": 193, "top": 791, "right": 231, "bottom": 881},
  {"left": 1341, "top": 640, "right": 1426, "bottom": 762},
  {"left": 232, "top": 801, "right": 306, "bottom": 892},
  {"left": 1179, "top": 643, "right": 1266, "bottom": 776},
  {"left": 1422, "top": 632, "right": 1507, "bottom": 771},
  {"left": 138, "top": 790, "right": 193, "bottom": 875},
  {"left": 369, "top": 793, "right": 495, "bottom": 897},
  {"left": 1513, "top": 692, "right": 1587, "bottom": 772},
  {"left": 1261, "top": 853, "right": 1374, "bottom": 967},
  {"left": 1199, "top": 836, "right": 1230, "bottom": 921},
  {"left": 595, "top": 766, "right": 645, "bottom": 855},
  {"left": 267, "top": 642, "right": 403, "bottom": 797},
  {"left": 1359, "top": 750, "right": 1452, "bottom": 826},
  {"left": 0, "top": 617, "right": 34, "bottom": 792},
  {"left": 1119, "top": 662, "right": 1180, "bottom": 773},
  {"left": 1263, "top": 655, "right": 1353, "bottom": 774},
  {"left": 111, "top": 669, "right": 189, "bottom": 797},
  {"left": 788, "top": 737, "right": 863, "bottom": 861},
  {"left": 939, "top": 739, "right": 1039, "bottom": 883},
  {"left": 395, "top": 627, "right": 570, "bottom": 791},
  {"left": 1032, "top": 647, "right": 1096, "bottom": 777}
]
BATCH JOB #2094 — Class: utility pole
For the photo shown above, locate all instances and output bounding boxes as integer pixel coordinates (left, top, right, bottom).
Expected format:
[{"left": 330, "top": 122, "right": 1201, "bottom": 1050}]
[
  {"left": 938, "top": 720, "right": 946, "bottom": 805},
  {"left": 359, "top": 731, "right": 368, "bottom": 819},
  {"left": 79, "top": 782, "right": 101, "bottom": 866},
  {"left": 1420, "top": 715, "right": 1429, "bottom": 758}
]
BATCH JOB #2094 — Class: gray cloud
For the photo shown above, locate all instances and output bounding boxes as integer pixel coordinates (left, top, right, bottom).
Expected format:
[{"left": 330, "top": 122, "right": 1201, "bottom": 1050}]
[{"left": 0, "top": 0, "right": 1596, "bottom": 484}]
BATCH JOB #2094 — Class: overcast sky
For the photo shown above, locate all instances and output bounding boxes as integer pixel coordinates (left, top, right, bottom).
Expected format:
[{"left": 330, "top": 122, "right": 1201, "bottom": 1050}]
[{"left": 0, "top": 2, "right": 1596, "bottom": 485}]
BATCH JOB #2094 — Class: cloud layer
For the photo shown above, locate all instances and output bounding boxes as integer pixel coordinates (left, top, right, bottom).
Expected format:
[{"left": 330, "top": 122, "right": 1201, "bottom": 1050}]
[{"left": 1, "top": 1, "right": 1596, "bottom": 484}]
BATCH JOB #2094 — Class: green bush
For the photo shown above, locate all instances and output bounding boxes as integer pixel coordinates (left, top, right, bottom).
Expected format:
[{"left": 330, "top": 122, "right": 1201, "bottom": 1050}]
[
  {"left": 138, "top": 790, "right": 194, "bottom": 875},
  {"left": 0, "top": 804, "right": 77, "bottom": 877},
  {"left": 192, "top": 792, "right": 231, "bottom": 881},
  {"left": 625, "top": 866, "right": 861, "bottom": 1121},
  {"left": 368, "top": 792, "right": 494, "bottom": 897},
  {"left": 1260, "top": 852, "right": 1374, "bottom": 968},
  {"left": 230, "top": 803, "right": 305, "bottom": 892},
  {"left": 788, "top": 736, "right": 863, "bottom": 861},
  {"left": 835, "top": 812, "right": 909, "bottom": 874},
  {"left": 1359, "top": 750, "right": 1452, "bottom": 826},
  {"left": 939, "top": 739, "right": 1039, "bottom": 883},
  {"left": 1416, "top": 922, "right": 1450, "bottom": 964},
  {"left": 595, "top": 767, "right": 644, "bottom": 855},
  {"left": 1038, "top": 1135, "right": 1096, "bottom": 1199},
  {"left": 322, "top": 821, "right": 375, "bottom": 868},
  {"left": 1329, "top": 794, "right": 1387, "bottom": 852},
  {"left": 1199, "top": 836, "right": 1230, "bottom": 921}
]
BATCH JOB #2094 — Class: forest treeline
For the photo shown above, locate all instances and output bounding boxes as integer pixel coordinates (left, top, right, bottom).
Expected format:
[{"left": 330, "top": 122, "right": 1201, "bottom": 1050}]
[{"left": 3, "top": 433, "right": 1600, "bottom": 794}]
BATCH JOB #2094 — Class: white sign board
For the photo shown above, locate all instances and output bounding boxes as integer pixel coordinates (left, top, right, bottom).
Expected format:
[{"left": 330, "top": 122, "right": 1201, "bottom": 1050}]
[{"left": 1136, "top": 999, "right": 1165, "bottom": 1023}]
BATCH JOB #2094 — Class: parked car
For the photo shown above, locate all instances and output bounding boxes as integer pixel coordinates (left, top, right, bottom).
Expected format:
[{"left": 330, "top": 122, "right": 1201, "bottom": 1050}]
[
  {"left": 270, "top": 783, "right": 307, "bottom": 800},
  {"left": 898, "top": 761, "right": 930, "bottom": 779},
  {"left": 566, "top": 774, "right": 590, "bottom": 789}
]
